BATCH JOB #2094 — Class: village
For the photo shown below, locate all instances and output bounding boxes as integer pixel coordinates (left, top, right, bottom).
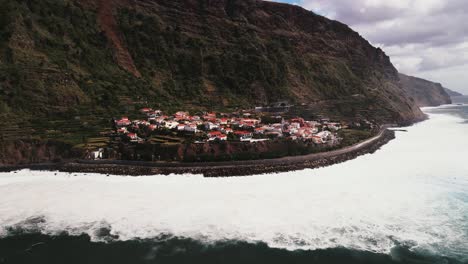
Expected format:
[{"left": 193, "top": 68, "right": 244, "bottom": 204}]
[{"left": 111, "top": 107, "right": 345, "bottom": 147}]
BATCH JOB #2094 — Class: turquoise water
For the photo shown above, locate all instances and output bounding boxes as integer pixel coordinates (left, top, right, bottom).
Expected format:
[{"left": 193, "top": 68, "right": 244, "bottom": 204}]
[{"left": 0, "top": 105, "right": 468, "bottom": 263}]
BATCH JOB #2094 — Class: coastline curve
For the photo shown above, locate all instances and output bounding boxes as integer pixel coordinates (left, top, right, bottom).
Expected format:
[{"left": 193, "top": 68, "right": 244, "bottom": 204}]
[{"left": 0, "top": 128, "right": 396, "bottom": 177}]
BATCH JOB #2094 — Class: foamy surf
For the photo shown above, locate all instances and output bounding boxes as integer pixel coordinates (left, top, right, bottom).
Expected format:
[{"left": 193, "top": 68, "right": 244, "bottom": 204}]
[{"left": 1, "top": 106, "right": 468, "bottom": 262}]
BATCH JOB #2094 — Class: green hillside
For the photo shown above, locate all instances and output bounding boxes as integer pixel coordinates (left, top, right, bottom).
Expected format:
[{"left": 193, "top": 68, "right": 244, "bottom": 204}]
[{"left": 0, "top": 0, "right": 424, "bottom": 147}]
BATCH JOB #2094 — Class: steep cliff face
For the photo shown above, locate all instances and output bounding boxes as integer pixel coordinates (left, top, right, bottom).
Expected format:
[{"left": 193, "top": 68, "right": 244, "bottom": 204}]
[
  {"left": 399, "top": 74, "right": 452, "bottom": 107},
  {"left": 444, "top": 88, "right": 463, "bottom": 97},
  {"left": 0, "top": 0, "right": 424, "bottom": 129},
  {"left": 114, "top": 0, "right": 424, "bottom": 123}
]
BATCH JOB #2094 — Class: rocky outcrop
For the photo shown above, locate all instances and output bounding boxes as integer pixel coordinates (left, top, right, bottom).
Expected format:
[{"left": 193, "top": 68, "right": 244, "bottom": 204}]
[
  {"left": 97, "top": 0, "right": 141, "bottom": 77},
  {"left": 0, "top": 140, "right": 83, "bottom": 165},
  {"left": 399, "top": 74, "right": 452, "bottom": 107}
]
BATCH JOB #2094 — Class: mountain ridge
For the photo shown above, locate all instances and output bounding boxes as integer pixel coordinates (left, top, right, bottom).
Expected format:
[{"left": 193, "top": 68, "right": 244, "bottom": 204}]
[
  {"left": 0, "top": 0, "right": 426, "bottom": 146},
  {"left": 444, "top": 88, "right": 464, "bottom": 97}
]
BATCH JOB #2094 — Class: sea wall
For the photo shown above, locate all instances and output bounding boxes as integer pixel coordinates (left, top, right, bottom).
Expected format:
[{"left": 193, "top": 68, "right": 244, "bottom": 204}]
[
  {"left": 122, "top": 140, "right": 335, "bottom": 162},
  {"left": 0, "top": 130, "right": 395, "bottom": 177}
]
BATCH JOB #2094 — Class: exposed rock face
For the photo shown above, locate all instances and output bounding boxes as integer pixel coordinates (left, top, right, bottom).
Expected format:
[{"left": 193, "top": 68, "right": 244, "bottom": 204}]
[
  {"left": 0, "top": 0, "right": 424, "bottom": 126},
  {"left": 399, "top": 74, "right": 452, "bottom": 107},
  {"left": 0, "top": 140, "right": 83, "bottom": 165},
  {"left": 97, "top": 0, "right": 141, "bottom": 77}
]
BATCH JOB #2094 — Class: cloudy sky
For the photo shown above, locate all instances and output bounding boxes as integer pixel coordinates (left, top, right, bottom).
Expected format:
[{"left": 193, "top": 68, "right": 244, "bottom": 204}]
[{"left": 273, "top": 0, "right": 468, "bottom": 94}]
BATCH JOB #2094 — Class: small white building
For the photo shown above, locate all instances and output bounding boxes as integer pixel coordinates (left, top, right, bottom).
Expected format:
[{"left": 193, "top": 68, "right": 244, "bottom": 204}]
[
  {"left": 314, "top": 131, "right": 332, "bottom": 143},
  {"left": 205, "top": 122, "right": 219, "bottom": 130},
  {"left": 91, "top": 148, "right": 104, "bottom": 160},
  {"left": 165, "top": 121, "right": 179, "bottom": 129},
  {"left": 177, "top": 124, "right": 186, "bottom": 131},
  {"left": 184, "top": 124, "right": 198, "bottom": 133}
]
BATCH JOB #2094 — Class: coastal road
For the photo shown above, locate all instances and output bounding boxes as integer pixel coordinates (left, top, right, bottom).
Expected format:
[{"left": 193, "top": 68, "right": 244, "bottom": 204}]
[
  {"left": 67, "top": 126, "right": 394, "bottom": 176},
  {"left": 0, "top": 126, "right": 394, "bottom": 177}
]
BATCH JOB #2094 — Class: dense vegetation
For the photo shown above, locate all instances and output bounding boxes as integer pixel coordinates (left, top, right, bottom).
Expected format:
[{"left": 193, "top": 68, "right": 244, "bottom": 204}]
[{"left": 0, "top": 0, "right": 424, "bottom": 152}]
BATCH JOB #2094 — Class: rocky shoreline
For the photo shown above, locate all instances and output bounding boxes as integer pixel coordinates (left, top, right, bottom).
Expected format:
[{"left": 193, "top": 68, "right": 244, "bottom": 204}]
[{"left": 0, "top": 129, "right": 395, "bottom": 177}]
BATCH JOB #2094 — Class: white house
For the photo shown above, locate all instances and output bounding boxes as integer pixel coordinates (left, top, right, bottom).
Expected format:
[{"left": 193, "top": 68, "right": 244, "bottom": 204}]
[
  {"left": 165, "top": 121, "right": 179, "bottom": 129},
  {"left": 177, "top": 124, "right": 186, "bottom": 131},
  {"left": 184, "top": 124, "right": 198, "bottom": 133},
  {"left": 91, "top": 148, "right": 104, "bottom": 160},
  {"left": 208, "top": 131, "right": 227, "bottom": 141},
  {"left": 315, "top": 131, "right": 332, "bottom": 143},
  {"left": 204, "top": 122, "right": 219, "bottom": 130}
]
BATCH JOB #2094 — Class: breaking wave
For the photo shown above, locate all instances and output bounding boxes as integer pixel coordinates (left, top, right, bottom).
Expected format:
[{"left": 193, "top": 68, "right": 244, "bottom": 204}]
[{"left": 1, "top": 105, "right": 468, "bottom": 263}]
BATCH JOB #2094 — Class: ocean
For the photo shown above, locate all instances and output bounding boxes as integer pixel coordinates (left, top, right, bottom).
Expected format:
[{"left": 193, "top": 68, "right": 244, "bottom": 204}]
[
  {"left": 1, "top": 104, "right": 468, "bottom": 264},
  {"left": 452, "top": 95, "right": 468, "bottom": 104}
]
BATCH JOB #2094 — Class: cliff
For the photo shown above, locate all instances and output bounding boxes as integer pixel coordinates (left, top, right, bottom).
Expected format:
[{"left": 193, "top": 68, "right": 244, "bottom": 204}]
[
  {"left": 399, "top": 74, "right": 452, "bottom": 107},
  {"left": 0, "top": 0, "right": 424, "bottom": 129},
  {"left": 444, "top": 88, "right": 463, "bottom": 97}
]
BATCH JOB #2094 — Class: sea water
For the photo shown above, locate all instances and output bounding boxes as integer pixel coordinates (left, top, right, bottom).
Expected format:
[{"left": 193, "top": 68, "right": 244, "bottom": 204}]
[{"left": 0, "top": 105, "right": 467, "bottom": 264}]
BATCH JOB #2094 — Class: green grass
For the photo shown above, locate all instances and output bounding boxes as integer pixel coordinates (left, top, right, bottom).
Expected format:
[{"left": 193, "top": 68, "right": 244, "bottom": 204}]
[{"left": 338, "top": 129, "right": 374, "bottom": 147}]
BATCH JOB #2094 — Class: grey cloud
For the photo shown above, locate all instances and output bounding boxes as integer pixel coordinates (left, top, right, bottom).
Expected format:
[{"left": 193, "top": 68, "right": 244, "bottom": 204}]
[
  {"left": 362, "top": 13, "right": 468, "bottom": 47},
  {"left": 300, "top": 0, "right": 468, "bottom": 47},
  {"left": 282, "top": 0, "right": 468, "bottom": 93}
]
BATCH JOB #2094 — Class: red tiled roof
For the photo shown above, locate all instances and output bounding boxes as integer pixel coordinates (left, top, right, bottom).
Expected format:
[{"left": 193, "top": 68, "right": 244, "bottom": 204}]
[
  {"left": 234, "top": 131, "right": 251, "bottom": 135},
  {"left": 209, "top": 131, "right": 223, "bottom": 136}
]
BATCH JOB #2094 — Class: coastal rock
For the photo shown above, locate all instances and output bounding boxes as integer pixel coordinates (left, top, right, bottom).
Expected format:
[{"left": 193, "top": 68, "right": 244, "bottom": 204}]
[{"left": 0, "top": 140, "right": 83, "bottom": 165}]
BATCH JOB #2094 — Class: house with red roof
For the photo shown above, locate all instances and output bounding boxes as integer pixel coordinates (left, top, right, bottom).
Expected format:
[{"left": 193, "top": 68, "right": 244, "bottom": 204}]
[
  {"left": 127, "top": 133, "right": 138, "bottom": 141},
  {"left": 208, "top": 131, "right": 227, "bottom": 141},
  {"left": 184, "top": 123, "right": 198, "bottom": 133},
  {"left": 115, "top": 117, "right": 131, "bottom": 127},
  {"left": 177, "top": 124, "right": 186, "bottom": 131},
  {"left": 234, "top": 131, "right": 253, "bottom": 142},
  {"left": 254, "top": 127, "right": 266, "bottom": 134},
  {"left": 223, "top": 127, "right": 233, "bottom": 134}
]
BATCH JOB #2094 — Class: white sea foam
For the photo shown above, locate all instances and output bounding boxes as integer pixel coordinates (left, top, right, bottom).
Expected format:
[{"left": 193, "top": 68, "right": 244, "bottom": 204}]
[{"left": 0, "top": 109, "right": 468, "bottom": 259}]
